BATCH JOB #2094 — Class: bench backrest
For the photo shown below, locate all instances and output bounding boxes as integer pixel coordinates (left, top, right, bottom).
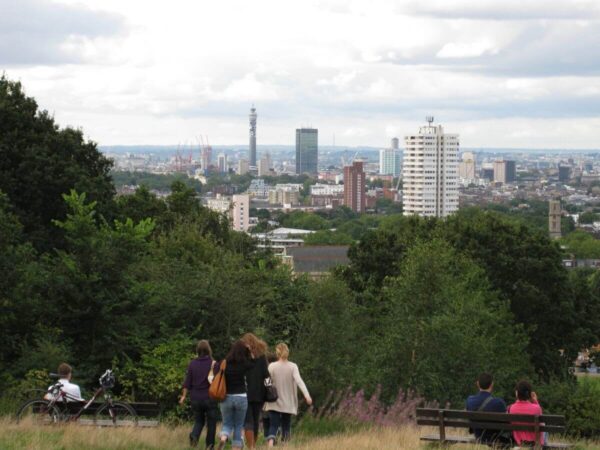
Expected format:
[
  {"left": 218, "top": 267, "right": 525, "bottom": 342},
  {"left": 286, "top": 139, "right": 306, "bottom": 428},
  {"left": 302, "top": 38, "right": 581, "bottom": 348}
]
[
  {"left": 64, "top": 401, "right": 161, "bottom": 418},
  {"left": 417, "top": 408, "right": 566, "bottom": 444}
]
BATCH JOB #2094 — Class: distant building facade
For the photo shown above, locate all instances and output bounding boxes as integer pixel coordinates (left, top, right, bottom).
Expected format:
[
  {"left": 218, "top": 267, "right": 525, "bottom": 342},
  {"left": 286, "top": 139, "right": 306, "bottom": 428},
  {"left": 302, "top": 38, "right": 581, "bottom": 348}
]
[
  {"left": 295, "top": 128, "right": 318, "bottom": 175},
  {"left": 482, "top": 168, "right": 494, "bottom": 181},
  {"left": 558, "top": 165, "right": 571, "bottom": 182},
  {"left": 379, "top": 141, "right": 402, "bottom": 177},
  {"left": 206, "top": 195, "right": 231, "bottom": 214},
  {"left": 493, "top": 160, "right": 516, "bottom": 183},
  {"left": 311, "top": 183, "right": 344, "bottom": 196},
  {"left": 281, "top": 245, "right": 350, "bottom": 279},
  {"left": 402, "top": 119, "right": 459, "bottom": 218},
  {"left": 459, "top": 151, "right": 476, "bottom": 180},
  {"left": 247, "top": 179, "right": 270, "bottom": 198},
  {"left": 258, "top": 154, "right": 272, "bottom": 177},
  {"left": 343, "top": 160, "right": 366, "bottom": 213},
  {"left": 232, "top": 194, "right": 250, "bottom": 232},
  {"left": 201, "top": 145, "right": 212, "bottom": 173},
  {"left": 217, "top": 153, "right": 228, "bottom": 173},
  {"left": 237, "top": 159, "right": 249, "bottom": 175}
]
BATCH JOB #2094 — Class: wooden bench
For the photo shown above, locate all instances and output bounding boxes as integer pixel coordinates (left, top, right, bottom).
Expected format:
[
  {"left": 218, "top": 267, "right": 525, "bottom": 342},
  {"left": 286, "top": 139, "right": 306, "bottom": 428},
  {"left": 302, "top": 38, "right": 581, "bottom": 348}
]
[
  {"left": 416, "top": 408, "right": 572, "bottom": 449},
  {"left": 64, "top": 401, "right": 161, "bottom": 427}
]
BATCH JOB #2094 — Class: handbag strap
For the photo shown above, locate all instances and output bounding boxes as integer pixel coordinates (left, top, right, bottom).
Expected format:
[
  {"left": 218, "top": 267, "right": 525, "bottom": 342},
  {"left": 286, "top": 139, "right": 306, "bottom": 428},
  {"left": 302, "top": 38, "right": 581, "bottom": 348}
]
[{"left": 478, "top": 395, "right": 494, "bottom": 411}]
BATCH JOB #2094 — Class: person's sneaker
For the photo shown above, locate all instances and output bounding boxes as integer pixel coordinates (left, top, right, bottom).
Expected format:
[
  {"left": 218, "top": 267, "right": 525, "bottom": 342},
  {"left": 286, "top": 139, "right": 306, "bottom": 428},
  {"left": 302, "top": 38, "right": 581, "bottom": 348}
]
[{"left": 189, "top": 433, "right": 198, "bottom": 447}]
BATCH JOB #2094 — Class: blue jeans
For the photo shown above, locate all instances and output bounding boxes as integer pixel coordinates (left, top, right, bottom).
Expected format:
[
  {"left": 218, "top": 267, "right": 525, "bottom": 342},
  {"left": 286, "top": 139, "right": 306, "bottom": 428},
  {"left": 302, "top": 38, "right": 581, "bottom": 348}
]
[
  {"left": 219, "top": 395, "right": 248, "bottom": 447},
  {"left": 267, "top": 411, "right": 292, "bottom": 442}
]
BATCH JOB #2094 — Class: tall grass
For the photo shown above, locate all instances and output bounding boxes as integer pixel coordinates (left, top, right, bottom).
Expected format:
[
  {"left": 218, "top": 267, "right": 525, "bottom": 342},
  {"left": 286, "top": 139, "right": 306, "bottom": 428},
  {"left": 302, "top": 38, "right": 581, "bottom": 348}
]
[
  {"left": 0, "top": 418, "right": 452, "bottom": 450},
  {"left": 1, "top": 418, "right": 597, "bottom": 450}
]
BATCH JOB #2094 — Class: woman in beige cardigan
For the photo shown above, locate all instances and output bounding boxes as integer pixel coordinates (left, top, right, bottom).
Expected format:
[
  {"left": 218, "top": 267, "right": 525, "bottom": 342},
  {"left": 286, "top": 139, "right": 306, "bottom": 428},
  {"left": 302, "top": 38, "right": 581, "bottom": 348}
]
[{"left": 265, "top": 343, "right": 312, "bottom": 447}]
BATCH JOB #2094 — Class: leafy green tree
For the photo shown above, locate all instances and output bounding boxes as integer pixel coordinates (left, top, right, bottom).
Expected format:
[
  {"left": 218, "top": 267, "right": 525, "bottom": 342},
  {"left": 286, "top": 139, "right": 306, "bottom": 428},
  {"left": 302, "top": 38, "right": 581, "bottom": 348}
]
[
  {"left": 561, "top": 230, "right": 600, "bottom": 258},
  {"left": 43, "top": 190, "right": 154, "bottom": 379},
  {"left": 115, "top": 185, "right": 167, "bottom": 225},
  {"left": 0, "top": 76, "right": 115, "bottom": 250},
  {"left": 441, "top": 210, "right": 583, "bottom": 378},
  {"left": 294, "top": 277, "right": 359, "bottom": 402},
  {"left": 342, "top": 215, "right": 436, "bottom": 291},
  {"left": 0, "top": 192, "right": 44, "bottom": 377},
  {"left": 120, "top": 335, "right": 193, "bottom": 405},
  {"left": 376, "top": 239, "right": 532, "bottom": 405},
  {"left": 578, "top": 211, "right": 599, "bottom": 224}
]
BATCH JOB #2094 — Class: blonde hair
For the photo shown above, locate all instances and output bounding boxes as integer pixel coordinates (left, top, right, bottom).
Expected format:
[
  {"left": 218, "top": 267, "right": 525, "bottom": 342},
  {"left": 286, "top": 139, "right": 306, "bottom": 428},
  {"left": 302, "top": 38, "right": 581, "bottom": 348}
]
[
  {"left": 241, "top": 333, "right": 268, "bottom": 357},
  {"left": 275, "top": 342, "right": 289, "bottom": 360}
]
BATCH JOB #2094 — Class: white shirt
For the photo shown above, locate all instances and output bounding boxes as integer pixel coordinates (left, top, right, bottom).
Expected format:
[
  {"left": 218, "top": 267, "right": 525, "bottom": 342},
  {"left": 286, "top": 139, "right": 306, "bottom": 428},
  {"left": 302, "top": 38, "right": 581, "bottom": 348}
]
[{"left": 47, "top": 378, "right": 83, "bottom": 402}]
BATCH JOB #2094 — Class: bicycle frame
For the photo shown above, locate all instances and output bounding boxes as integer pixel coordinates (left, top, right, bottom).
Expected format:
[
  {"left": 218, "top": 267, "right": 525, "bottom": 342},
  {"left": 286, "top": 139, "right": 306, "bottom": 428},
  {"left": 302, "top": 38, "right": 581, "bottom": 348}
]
[{"left": 47, "top": 385, "right": 107, "bottom": 421}]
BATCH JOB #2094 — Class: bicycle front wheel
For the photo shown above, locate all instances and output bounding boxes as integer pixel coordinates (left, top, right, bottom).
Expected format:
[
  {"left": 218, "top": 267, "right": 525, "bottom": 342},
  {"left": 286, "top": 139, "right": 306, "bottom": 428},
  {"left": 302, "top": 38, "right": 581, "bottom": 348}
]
[
  {"left": 94, "top": 401, "right": 138, "bottom": 427},
  {"left": 16, "top": 399, "right": 62, "bottom": 425}
]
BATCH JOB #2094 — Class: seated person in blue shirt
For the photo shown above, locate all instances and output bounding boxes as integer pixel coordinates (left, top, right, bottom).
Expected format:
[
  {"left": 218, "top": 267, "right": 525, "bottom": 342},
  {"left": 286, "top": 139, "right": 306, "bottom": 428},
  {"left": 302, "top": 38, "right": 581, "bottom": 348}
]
[{"left": 466, "top": 373, "right": 510, "bottom": 445}]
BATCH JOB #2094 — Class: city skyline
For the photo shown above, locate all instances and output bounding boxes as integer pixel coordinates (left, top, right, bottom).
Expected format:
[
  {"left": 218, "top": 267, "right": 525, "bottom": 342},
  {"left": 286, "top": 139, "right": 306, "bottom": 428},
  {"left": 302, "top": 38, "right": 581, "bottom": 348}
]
[{"left": 2, "top": 0, "right": 600, "bottom": 149}]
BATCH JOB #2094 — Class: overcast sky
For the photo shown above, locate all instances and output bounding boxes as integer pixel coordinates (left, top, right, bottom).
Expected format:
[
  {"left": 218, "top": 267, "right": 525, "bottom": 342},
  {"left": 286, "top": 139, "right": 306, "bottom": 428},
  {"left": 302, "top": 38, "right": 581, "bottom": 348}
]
[{"left": 2, "top": 0, "right": 600, "bottom": 149}]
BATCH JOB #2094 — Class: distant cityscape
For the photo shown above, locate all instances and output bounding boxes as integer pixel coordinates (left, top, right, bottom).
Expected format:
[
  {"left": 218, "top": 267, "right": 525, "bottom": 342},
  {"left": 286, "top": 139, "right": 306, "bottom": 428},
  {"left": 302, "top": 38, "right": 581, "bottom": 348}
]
[{"left": 104, "top": 107, "right": 600, "bottom": 257}]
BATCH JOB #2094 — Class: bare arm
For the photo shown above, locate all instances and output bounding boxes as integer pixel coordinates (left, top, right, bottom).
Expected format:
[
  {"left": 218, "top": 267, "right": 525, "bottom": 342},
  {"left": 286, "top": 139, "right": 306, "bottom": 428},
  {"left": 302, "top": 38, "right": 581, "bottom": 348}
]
[{"left": 179, "top": 387, "right": 188, "bottom": 405}]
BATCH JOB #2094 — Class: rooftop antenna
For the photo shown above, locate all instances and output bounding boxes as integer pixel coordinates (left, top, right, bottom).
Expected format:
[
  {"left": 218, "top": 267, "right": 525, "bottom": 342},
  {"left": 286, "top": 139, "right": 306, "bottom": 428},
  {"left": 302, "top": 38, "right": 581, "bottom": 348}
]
[{"left": 426, "top": 115, "right": 434, "bottom": 125}]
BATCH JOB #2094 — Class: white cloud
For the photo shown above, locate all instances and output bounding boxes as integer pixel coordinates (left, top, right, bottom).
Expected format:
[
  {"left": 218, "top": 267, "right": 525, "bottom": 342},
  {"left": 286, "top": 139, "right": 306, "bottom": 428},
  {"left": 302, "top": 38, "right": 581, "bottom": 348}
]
[{"left": 436, "top": 40, "right": 498, "bottom": 58}]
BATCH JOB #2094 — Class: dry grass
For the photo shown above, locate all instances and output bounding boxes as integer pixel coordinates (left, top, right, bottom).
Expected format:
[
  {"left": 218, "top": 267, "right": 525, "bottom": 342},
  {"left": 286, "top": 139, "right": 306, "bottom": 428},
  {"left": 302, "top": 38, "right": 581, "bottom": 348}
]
[{"left": 0, "top": 419, "right": 597, "bottom": 450}]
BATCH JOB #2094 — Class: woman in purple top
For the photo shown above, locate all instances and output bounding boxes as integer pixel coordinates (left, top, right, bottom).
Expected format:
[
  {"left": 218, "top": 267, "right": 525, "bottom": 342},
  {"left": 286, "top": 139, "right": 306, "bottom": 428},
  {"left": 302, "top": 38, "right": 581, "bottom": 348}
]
[{"left": 180, "top": 340, "right": 219, "bottom": 449}]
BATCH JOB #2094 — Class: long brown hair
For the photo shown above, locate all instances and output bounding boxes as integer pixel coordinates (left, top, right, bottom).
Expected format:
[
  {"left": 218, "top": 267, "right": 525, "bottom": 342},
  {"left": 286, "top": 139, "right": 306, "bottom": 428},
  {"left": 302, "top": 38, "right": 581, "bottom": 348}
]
[
  {"left": 226, "top": 340, "right": 251, "bottom": 364},
  {"left": 241, "top": 333, "right": 268, "bottom": 358},
  {"left": 196, "top": 340, "right": 212, "bottom": 358}
]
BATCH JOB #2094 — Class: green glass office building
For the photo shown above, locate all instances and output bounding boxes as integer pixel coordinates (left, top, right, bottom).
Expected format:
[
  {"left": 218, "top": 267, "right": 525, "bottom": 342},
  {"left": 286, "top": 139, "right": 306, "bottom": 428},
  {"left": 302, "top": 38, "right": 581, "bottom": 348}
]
[{"left": 295, "top": 128, "right": 318, "bottom": 175}]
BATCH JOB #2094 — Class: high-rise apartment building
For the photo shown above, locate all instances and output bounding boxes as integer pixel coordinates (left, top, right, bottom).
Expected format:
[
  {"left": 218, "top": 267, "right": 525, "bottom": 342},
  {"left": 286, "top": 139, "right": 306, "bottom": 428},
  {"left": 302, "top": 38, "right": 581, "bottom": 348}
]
[
  {"left": 458, "top": 151, "right": 476, "bottom": 180},
  {"left": 232, "top": 194, "right": 250, "bottom": 232},
  {"left": 493, "top": 160, "right": 516, "bottom": 183},
  {"left": 402, "top": 118, "right": 459, "bottom": 218},
  {"left": 379, "top": 139, "right": 402, "bottom": 177},
  {"left": 237, "top": 159, "right": 249, "bottom": 175},
  {"left": 343, "top": 161, "right": 366, "bottom": 213},
  {"left": 391, "top": 137, "right": 399, "bottom": 150},
  {"left": 295, "top": 128, "right": 318, "bottom": 175},
  {"left": 249, "top": 106, "right": 257, "bottom": 167}
]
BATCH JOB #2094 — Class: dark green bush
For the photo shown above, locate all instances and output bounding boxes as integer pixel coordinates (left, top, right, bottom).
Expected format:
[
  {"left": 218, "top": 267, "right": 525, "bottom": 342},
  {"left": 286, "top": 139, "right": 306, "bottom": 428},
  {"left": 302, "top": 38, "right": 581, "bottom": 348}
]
[{"left": 566, "top": 378, "right": 600, "bottom": 438}]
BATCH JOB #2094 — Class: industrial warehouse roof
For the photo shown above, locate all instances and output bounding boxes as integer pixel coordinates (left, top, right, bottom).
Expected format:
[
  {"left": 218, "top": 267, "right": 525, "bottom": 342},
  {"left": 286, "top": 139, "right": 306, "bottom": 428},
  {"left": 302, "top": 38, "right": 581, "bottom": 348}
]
[{"left": 285, "top": 245, "right": 350, "bottom": 274}]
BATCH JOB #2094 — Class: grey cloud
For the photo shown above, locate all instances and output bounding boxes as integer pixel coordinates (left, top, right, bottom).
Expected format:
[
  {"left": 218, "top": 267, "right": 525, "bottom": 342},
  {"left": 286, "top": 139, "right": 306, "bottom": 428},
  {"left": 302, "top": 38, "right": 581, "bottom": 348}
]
[
  {"left": 379, "top": 22, "right": 600, "bottom": 77},
  {"left": 0, "top": 0, "right": 125, "bottom": 65},
  {"left": 400, "top": 0, "right": 600, "bottom": 21}
]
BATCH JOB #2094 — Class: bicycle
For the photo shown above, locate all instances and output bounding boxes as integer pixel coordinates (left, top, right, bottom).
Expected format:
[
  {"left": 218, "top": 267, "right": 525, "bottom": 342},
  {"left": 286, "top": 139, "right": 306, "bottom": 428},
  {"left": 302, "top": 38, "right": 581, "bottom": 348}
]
[{"left": 16, "top": 369, "right": 138, "bottom": 427}]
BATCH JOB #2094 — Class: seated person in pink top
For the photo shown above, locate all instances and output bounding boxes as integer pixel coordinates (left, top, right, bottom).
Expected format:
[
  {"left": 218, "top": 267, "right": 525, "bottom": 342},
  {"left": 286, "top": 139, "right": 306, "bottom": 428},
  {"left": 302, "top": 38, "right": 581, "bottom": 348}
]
[{"left": 508, "top": 380, "right": 545, "bottom": 446}]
